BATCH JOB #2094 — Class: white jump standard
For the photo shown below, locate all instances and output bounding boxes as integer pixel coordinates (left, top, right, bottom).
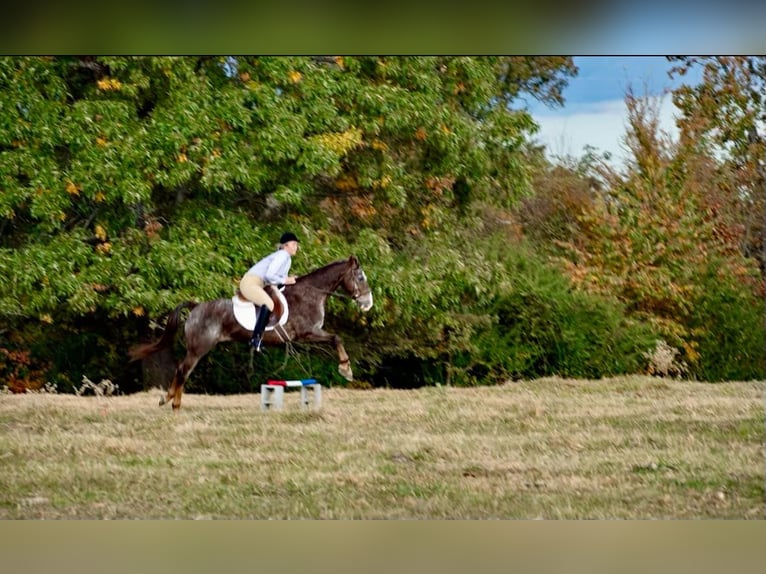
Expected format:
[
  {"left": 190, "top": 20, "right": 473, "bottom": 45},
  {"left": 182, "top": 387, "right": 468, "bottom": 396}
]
[{"left": 260, "top": 378, "right": 322, "bottom": 411}]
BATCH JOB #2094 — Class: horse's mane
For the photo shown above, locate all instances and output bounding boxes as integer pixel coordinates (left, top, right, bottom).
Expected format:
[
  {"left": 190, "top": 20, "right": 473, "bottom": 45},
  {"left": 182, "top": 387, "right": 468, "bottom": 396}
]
[{"left": 296, "top": 259, "right": 348, "bottom": 282}]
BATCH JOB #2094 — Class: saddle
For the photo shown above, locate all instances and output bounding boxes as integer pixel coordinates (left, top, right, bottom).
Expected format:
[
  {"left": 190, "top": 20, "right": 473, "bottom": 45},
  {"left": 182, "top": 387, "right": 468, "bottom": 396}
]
[{"left": 231, "top": 286, "right": 289, "bottom": 332}]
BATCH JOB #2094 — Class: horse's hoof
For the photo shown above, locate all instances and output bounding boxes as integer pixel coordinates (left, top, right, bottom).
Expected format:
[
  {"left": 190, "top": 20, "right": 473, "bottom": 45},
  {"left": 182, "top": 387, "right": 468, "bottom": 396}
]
[{"left": 339, "top": 364, "right": 353, "bottom": 381}]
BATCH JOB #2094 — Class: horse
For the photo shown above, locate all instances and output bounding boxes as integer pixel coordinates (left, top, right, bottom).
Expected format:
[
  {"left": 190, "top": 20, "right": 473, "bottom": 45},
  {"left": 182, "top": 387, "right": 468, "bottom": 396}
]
[{"left": 128, "top": 255, "right": 373, "bottom": 411}]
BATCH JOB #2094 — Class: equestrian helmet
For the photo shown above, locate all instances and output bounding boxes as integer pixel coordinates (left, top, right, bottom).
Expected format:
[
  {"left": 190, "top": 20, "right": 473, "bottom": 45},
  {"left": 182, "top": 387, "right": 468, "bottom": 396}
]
[{"left": 280, "top": 231, "right": 299, "bottom": 244}]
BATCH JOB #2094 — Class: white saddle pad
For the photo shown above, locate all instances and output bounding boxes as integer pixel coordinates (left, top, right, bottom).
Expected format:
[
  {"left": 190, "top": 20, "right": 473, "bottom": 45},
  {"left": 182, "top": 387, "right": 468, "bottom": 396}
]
[{"left": 231, "top": 289, "right": 289, "bottom": 331}]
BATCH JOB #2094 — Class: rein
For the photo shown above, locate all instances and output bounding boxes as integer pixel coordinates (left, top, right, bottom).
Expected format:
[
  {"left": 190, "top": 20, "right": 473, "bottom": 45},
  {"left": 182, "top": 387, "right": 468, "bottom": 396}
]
[
  {"left": 305, "top": 284, "right": 356, "bottom": 300},
  {"left": 299, "top": 276, "right": 361, "bottom": 301}
]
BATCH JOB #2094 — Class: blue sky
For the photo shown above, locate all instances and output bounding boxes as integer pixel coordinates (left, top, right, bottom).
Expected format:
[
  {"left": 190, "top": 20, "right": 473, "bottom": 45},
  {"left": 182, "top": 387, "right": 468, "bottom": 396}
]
[
  {"left": 527, "top": 56, "right": 702, "bottom": 166},
  {"left": 585, "top": 3, "right": 766, "bottom": 55}
]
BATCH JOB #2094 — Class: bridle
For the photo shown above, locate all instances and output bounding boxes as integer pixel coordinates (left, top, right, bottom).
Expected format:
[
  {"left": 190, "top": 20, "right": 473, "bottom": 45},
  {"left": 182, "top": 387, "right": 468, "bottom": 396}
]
[
  {"left": 347, "top": 268, "right": 366, "bottom": 300},
  {"left": 303, "top": 264, "right": 368, "bottom": 303}
]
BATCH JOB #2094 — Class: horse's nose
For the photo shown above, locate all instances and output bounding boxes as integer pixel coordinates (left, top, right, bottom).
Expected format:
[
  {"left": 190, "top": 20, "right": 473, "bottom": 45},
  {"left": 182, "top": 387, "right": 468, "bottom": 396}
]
[{"left": 358, "top": 293, "right": 373, "bottom": 312}]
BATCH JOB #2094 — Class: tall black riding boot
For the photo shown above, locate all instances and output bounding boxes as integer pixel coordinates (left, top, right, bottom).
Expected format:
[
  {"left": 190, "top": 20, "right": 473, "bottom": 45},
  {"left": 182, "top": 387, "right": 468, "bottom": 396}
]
[{"left": 249, "top": 305, "right": 271, "bottom": 352}]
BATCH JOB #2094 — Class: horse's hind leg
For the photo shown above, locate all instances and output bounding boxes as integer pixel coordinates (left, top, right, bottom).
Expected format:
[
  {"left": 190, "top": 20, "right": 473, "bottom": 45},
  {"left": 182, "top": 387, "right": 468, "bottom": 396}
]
[
  {"left": 159, "top": 367, "right": 179, "bottom": 407},
  {"left": 159, "top": 363, "right": 184, "bottom": 407},
  {"left": 158, "top": 351, "right": 203, "bottom": 411},
  {"left": 171, "top": 352, "right": 203, "bottom": 411},
  {"left": 159, "top": 372, "right": 179, "bottom": 407},
  {"left": 158, "top": 302, "right": 223, "bottom": 410}
]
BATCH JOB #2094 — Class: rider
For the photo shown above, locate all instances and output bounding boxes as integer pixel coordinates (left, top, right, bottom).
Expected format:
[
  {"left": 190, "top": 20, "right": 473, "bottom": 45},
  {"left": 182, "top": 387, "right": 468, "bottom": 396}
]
[{"left": 240, "top": 231, "right": 300, "bottom": 351}]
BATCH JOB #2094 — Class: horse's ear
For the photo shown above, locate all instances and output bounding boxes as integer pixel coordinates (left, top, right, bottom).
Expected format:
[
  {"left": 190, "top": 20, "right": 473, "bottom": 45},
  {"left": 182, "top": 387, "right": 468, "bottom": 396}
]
[{"left": 348, "top": 255, "right": 359, "bottom": 267}]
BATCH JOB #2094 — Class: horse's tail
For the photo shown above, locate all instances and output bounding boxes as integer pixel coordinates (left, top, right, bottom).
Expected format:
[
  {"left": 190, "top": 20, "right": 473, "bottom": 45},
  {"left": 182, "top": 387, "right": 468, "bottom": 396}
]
[{"left": 128, "top": 301, "right": 198, "bottom": 362}]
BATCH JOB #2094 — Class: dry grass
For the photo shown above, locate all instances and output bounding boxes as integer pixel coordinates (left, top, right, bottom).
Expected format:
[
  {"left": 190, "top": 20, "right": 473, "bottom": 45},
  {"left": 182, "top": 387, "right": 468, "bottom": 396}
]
[{"left": 0, "top": 376, "right": 763, "bottom": 519}]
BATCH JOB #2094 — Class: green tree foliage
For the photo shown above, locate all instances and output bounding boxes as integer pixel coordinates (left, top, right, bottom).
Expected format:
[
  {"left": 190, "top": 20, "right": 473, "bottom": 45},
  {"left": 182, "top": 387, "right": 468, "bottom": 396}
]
[
  {"left": 472, "top": 243, "right": 657, "bottom": 381},
  {"left": 1, "top": 56, "right": 576, "bottom": 315},
  {"left": 1, "top": 55, "right": 586, "bottom": 390}
]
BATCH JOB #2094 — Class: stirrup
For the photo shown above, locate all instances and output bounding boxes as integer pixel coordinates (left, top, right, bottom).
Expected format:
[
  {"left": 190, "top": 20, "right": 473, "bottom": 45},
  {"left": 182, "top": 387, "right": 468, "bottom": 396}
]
[{"left": 250, "top": 335, "right": 265, "bottom": 353}]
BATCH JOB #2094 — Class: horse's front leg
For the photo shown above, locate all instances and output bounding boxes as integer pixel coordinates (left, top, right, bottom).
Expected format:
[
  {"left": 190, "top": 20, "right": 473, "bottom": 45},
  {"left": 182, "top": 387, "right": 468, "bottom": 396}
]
[
  {"left": 335, "top": 335, "right": 353, "bottom": 381},
  {"left": 303, "top": 331, "right": 353, "bottom": 381}
]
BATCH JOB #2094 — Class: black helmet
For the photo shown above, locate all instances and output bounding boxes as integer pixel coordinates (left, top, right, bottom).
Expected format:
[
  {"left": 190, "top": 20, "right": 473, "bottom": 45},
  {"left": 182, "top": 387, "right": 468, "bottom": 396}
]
[{"left": 279, "top": 231, "right": 299, "bottom": 244}]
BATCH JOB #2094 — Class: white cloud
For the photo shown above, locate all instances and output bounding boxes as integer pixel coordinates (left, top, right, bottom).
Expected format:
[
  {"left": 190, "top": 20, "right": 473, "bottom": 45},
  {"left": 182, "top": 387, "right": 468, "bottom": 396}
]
[{"left": 531, "top": 95, "right": 681, "bottom": 167}]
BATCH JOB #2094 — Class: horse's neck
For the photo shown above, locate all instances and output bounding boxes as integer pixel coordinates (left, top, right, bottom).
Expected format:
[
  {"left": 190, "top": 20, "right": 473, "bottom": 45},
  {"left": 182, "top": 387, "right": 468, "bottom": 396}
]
[{"left": 299, "top": 261, "right": 345, "bottom": 291}]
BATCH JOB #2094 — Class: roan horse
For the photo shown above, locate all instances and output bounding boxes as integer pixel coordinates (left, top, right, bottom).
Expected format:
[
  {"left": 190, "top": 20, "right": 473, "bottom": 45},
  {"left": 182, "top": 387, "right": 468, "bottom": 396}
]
[{"left": 128, "top": 255, "right": 373, "bottom": 410}]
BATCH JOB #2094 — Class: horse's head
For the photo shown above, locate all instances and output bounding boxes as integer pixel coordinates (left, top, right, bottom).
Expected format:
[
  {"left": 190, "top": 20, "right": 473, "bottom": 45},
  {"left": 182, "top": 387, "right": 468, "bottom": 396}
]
[{"left": 342, "top": 255, "right": 373, "bottom": 312}]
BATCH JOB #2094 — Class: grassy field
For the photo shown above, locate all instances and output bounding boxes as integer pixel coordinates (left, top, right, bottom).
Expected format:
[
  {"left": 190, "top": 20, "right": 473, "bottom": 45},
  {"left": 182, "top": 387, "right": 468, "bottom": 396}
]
[{"left": 0, "top": 376, "right": 763, "bottom": 519}]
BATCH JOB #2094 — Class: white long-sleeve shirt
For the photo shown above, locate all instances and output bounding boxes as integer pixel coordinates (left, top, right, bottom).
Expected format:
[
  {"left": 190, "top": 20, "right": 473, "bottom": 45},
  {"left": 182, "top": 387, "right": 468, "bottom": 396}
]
[{"left": 245, "top": 249, "right": 292, "bottom": 285}]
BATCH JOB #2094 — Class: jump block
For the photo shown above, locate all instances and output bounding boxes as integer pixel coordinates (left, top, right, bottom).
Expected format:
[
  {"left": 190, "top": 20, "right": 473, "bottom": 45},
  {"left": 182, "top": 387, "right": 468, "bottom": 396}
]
[{"left": 261, "top": 379, "right": 322, "bottom": 411}]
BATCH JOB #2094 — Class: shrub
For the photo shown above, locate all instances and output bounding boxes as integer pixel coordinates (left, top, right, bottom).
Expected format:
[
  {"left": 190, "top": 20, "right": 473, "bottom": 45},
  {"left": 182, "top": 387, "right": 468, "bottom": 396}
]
[
  {"left": 643, "top": 340, "right": 688, "bottom": 378},
  {"left": 689, "top": 266, "right": 765, "bottom": 381},
  {"left": 475, "top": 249, "right": 658, "bottom": 381}
]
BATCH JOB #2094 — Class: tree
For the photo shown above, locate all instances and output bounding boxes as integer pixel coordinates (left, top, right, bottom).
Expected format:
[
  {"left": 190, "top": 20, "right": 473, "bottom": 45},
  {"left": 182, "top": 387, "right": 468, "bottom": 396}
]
[
  {"left": 669, "top": 56, "right": 766, "bottom": 276},
  {"left": 670, "top": 56, "right": 766, "bottom": 379},
  {"left": 550, "top": 88, "right": 764, "bottom": 380},
  {"left": 0, "top": 56, "right": 579, "bottom": 390}
]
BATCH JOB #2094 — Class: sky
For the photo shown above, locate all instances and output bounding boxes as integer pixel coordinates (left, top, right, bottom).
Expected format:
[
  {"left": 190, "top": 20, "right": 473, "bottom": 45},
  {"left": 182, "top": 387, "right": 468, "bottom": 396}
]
[
  {"left": 581, "top": 3, "right": 766, "bottom": 54},
  {"left": 527, "top": 56, "right": 702, "bottom": 167}
]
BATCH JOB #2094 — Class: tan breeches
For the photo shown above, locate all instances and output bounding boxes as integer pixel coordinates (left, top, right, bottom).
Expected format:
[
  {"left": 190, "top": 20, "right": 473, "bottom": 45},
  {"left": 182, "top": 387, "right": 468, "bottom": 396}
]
[{"left": 239, "top": 274, "right": 274, "bottom": 311}]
